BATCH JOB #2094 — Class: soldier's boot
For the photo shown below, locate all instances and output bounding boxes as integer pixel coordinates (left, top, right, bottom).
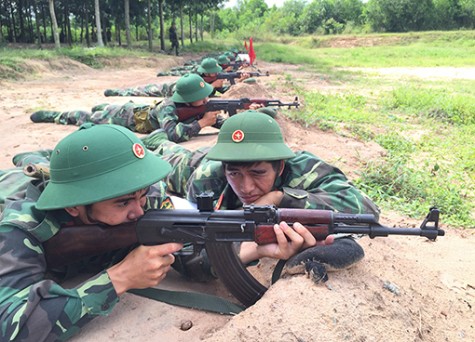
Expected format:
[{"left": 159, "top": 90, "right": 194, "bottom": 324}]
[
  {"left": 140, "top": 128, "right": 169, "bottom": 151},
  {"left": 280, "top": 237, "right": 365, "bottom": 284},
  {"left": 104, "top": 89, "right": 119, "bottom": 97},
  {"left": 30, "top": 110, "right": 61, "bottom": 123}
]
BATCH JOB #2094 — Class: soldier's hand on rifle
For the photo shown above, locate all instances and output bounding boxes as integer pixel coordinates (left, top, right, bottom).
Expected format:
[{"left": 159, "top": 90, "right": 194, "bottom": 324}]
[
  {"left": 211, "top": 78, "right": 225, "bottom": 88},
  {"left": 249, "top": 103, "right": 263, "bottom": 110},
  {"left": 239, "top": 222, "right": 334, "bottom": 264},
  {"left": 237, "top": 72, "right": 251, "bottom": 82},
  {"left": 107, "top": 242, "right": 183, "bottom": 296},
  {"left": 198, "top": 110, "right": 220, "bottom": 128}
]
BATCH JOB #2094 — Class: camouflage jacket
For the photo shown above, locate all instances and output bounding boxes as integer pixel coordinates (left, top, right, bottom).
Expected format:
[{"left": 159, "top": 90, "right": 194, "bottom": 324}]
[
  {"left": 149, "top": 98, "right": 203, "bottom": 143},
  {"left": 163, "top": 145, "right": 380, "bottom": 217},
  {"left": 0, "top": 157, "right": 171, "bottom": 341}
]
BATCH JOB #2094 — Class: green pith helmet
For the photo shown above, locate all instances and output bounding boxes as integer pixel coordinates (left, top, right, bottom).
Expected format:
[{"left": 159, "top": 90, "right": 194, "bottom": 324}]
[
  {"left": 197, "top": 57, "right": 222, "bottom": 74},
  {"left": 217, "top": 54, "right": 231, "bottom": 66},
  {"left": 224, "top": 51, "right": 235, "bottom": 61},
  {"left": 171, "top": 73, "right": 214, "bottom": 103},
  {"left": 36, "top": 123, "right": 172, "bottom": 210},
  {"left": 206, "top": 111, "right": 295, "bottom": 162}
]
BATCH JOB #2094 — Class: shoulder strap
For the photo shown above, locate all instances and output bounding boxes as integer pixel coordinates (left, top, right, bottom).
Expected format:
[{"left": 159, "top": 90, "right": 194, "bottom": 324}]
[{"left": 128, "top": 288, "right": 245, "bottom": 315}]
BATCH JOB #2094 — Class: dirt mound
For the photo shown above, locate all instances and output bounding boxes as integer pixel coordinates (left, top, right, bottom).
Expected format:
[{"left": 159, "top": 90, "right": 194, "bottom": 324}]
[
  {"left": 220, "top": 82, "right": 272, "bottom": 99},
  {"left": 0, "top": 58, "right": 92, "bottom": 80},
  {"left": 98, "top": 56, "right": 183, "bottom": 71}
]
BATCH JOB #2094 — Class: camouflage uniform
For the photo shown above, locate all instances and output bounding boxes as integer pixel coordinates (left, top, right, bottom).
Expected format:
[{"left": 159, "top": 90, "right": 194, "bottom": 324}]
[
  {"left": 151, "top": 98, "right": 225, "bottom": 143},
  {"left": 158, "top": 141, "right": 380, "bottom": 217},
  {"left": 35, "top": 102, "right": 160, "bottom": 134},
  {"left": 103, "top": 81, "right": 176, "bottom": 97},
  {"left": 0, "top": 152, "right": 172, "bottom": 341},
  {"left": 103, "top": 79, "right": 227, "bottom": 98},
  {"left": 0, "top": 150, "right": 52, "bottom": 212}
]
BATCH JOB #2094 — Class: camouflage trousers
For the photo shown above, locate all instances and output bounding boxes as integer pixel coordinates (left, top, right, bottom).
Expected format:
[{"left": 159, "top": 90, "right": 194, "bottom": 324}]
[
  {"left": 53, "top": 102, "right": 156, "bottom": 133},
  {"left": 156, "top": 65, "right": 198, "bottom": 77},
  {"left": 103, "top": 82, "right": 176, "bottom": 97}
]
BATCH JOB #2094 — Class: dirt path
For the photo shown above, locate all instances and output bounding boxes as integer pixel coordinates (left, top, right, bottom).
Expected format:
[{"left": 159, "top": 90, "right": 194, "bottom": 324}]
[{"left": 1, "top": 58, "right": 473, "bottom": 342}]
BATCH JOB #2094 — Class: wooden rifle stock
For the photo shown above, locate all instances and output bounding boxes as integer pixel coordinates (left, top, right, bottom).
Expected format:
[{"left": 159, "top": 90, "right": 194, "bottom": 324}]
[{"left": 43, "top": 222, "right": 138, "bottom": 269}]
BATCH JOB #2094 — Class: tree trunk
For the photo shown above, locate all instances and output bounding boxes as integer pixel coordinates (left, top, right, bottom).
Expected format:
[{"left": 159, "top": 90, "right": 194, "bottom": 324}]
[
  {"left": 48, "top": 0, "right": 60, "bottom": 48},
  {"left": 159, "top": 0, "right": 165, "bottom": 51},
  {"left": 116, "top": 18, "right": 121, "bottom": 46},
  {"left": 209, "top": 10, "right": 215, "bottom": 38},
  {"left": 101, "top": 11, "right": 107, "bottom": 46},
  {"left": 33, "top": 0, "right": 42, "bottom": 47},
  {"left": 179, "top": 6, "right": 184, "bottom": 47},
  {"left": 200, "top": 13, "right": 204, "bottom": 41},
  {"left": 65, "top": 1, "right": 72, "bottom": 45},
  {"left": 124, "top": 0, "right": 131, "bottom": 48},
  {"left": 147, "top": 0, "right": 152, "bottom": 52},
  {"left": 85, "top": 3, "right": 90, "bottom": 47},
  {"left": 26, "top": 0, "right": 35, "bottom": 43},
  {"left": 194, "top": 13, "right": 198, "bottom": 42},
  {"left": 18, "top": 0, "right": 26, "bottom": 42},
  {"left": 188, "top": 12, "right": 192, "bottom": 44},
  {"left": 9, "top": 1, "right": 17, "bottom": 43},
  {"left": 94, "top": 0, "right": 104, "bottom": 47},
  {"left": 0, "top": 7, "right": 3, "bottom": 43},
  {"left": 41, "top": 2, "right": 47, "bottom": 43}
]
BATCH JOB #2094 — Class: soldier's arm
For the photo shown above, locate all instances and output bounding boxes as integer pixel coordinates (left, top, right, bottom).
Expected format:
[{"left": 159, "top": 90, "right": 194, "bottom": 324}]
[
  {"left": 278, "top": 151, "right": 380, "bottom": 218},
  {"left": 151, "top": 103, "right": 201, "bottom": 143},
  {"left": 0, "top": 225, "right": 119, "bottom": 341}
]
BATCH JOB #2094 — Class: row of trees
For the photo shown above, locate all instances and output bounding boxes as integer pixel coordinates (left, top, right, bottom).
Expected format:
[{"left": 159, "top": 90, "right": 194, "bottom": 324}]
[
  {"left": 1, "top": 0, "right": 474, "bottom": 48},
  {"left": 0, "top": 0, "right": 225, "bottom": 49},
  {"left": 218, "top": 0, "right": 475, "bottom": 36}
]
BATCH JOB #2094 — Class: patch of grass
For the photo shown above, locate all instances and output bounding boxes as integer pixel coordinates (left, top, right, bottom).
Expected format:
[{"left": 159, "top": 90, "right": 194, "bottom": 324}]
[
  {"left": 357, "top": 153, "right": 474, "bottom": 227},
  {"left": 292, "top": 92, "right": 371, "bottom": 122},
  {"left": 381, "top": 86, "right": 475, "bottom": 125},
  {"left": 256, "top": 31, "right": 475, "bottom": 68}
]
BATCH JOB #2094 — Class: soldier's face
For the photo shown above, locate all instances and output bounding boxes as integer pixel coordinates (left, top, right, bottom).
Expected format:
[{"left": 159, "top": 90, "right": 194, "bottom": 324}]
[
  {"left": 224, "top": 162, "right": 280, "bottom": 205},
  {"left": 66, "top": 188, "right": 149, "bottom": 226}
]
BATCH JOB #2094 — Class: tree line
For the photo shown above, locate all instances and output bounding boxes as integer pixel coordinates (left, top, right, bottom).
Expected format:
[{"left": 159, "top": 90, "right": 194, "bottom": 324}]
[{"left": 1, "top": 0, "right": 474, "bottom": 49}]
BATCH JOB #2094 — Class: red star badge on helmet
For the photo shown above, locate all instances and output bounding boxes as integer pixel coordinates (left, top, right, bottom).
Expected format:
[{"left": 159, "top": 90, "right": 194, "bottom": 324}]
[
  {"left": 231, "top": 130, "right": 244, "bottom": 143},
  {"left": 132, "top": 143, "right": 145, "bottom": 159}
]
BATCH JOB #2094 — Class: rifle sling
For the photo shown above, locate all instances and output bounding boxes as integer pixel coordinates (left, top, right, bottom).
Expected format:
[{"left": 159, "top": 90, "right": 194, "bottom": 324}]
[
  {"left": 271, "top": 259, "right": 288, "bottom": 284},
  {"left": 128, "top": 288, "right": 245, "bottom": 315}
]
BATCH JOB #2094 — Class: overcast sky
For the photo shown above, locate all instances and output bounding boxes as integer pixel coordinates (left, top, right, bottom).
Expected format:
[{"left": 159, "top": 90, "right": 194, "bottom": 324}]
[{"left": 224, "top": 0, "right": 286, "bottom": 8}]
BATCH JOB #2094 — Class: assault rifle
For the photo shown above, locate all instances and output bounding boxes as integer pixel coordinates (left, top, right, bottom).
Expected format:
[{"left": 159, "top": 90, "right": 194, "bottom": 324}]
[
  {"left": 202, "top": 71, "right": 270, "bottom": 85},
  {"left": 43, "top": 194, "right": 444, "bottom": 306},
  {"left": 176, "top": 97, "right": 300, "bottom": 122}
]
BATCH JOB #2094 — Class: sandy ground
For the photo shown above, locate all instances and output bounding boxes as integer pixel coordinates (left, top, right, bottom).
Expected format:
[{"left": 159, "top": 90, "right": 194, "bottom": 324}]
[{"left": 1, "top": 56, "right": 474, "bottom": 342}]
